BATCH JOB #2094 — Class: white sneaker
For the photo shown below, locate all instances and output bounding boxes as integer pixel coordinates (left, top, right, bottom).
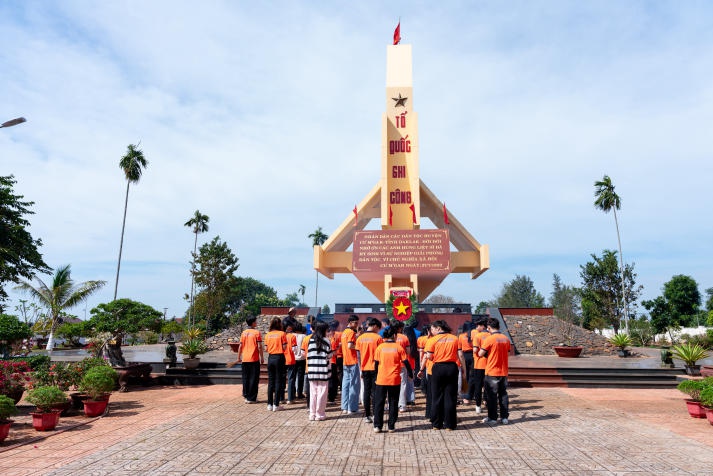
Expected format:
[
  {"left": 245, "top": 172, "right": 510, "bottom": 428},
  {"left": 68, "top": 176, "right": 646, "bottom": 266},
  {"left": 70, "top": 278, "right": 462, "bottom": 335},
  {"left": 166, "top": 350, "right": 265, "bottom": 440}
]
[
  {"left": 501, "top": 418, "right": 508, "bottom": 425},
  {"left": 373, "top": 427, "right": 381, "bottom": 433},
  {"left": 267, "top": 405, "right": 273, "bottom": 411},
  {"left": 272, "top": 405, "right": 281, "bottom": 412},
  {"left": 475, "top": 406, "right": 482, "bottom": 414},
  {"left": 482, "top": 418, "right": 497, "bottom": 424},
  {"left": 364, "top": 416, "right": 373, "bottom": 423}
]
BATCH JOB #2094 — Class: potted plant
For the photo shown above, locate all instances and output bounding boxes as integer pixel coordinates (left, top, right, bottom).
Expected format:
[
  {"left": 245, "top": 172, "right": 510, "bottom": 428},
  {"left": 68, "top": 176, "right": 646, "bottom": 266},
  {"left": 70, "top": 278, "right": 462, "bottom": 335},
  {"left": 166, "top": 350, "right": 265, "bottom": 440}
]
[
  {"left": 0, "top": 394, "right": 18, "bottom": 442},
  {"left": 0, "top": 360, "right": 31, "bottom": 403},
  {"left": 609, "top": 333, "right": 633, "bottom": 357},
  {"left": 79, "top": 366, "right": 118, "bottom": 417},
  {"left": 178, "top": 338, "right": 208, "bottom": 369},
  {"left": 677, "top": 378, "right": 708, "bottom": 418},
  {"left": 25, "top": 385, "right": 67, "bottom": 431},
  {"left": 700, "top": 384, "right": 713, "bottom": 426},
  {"left": 671, "top": 343, "right": 709, "bottom": 376},
  {"left": 551, "top": 315, "right": 583, "bottom": 357}
]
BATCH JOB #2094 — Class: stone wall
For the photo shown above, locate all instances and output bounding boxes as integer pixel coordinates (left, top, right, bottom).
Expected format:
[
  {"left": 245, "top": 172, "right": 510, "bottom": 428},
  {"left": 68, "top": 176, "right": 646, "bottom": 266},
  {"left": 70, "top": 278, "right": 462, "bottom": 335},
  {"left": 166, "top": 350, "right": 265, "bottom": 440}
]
[
  {"left": 206, "top": 314, "right": 307, "bottom": 351},
  {"left": 504, "top": 314, "right": 616, "bottom": 356}
]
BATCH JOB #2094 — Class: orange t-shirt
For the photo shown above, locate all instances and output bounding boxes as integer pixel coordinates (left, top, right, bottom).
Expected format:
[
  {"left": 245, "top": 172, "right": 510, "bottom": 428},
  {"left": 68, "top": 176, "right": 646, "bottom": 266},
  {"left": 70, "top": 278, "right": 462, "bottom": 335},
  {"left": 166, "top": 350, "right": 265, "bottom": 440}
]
[
  {"left": 458, "top": 332, "right": 473, "bottom": 353},
  {"left": 425, "top": 333, "right": 460, "bottom": 364},
  {"left": 333, "top": 331, "right": 343, "bottom": 358},
  {"left": 472, "top": 330, "right": 490, "bottom": 370},
  {"left": 265, "top": 330, "right": 287, "bottom": 355},
  {"left": 418, "top": 335, "right": 433, "bottom": 375},
  {"left": 240, "top": 328, "right": 262, "bottom": 362},
  {"left": 355, "top": 332, "right": 383, "bottom": 371},
  {"left": 374, "top": 341, "right": 408, "bottom": 386},
  {"left": 285, "top": 332, "right": 297, "bottom": 365},
  {"left": 301, "top": 334, "right": 312, "bottom": 371},
  {"left": 330, "top": 334, "right": 340, "bottom": 364},
  {"left": 341, "top": 327, "right": 358, "bottom": 366},
  {"left": 481, "top": 332, "right": 511, "bottom": 377}
]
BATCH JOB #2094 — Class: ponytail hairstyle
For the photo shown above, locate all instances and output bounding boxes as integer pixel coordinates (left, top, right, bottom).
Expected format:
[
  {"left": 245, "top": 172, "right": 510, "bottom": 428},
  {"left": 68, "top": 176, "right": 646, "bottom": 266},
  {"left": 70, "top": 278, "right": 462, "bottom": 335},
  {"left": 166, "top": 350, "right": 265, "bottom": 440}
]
[
  {"left": 269, "top": 317, "right": 283, "bottom": 332},
  {"left": 432, "top": 319, "right": 452, "bottom": 334}
]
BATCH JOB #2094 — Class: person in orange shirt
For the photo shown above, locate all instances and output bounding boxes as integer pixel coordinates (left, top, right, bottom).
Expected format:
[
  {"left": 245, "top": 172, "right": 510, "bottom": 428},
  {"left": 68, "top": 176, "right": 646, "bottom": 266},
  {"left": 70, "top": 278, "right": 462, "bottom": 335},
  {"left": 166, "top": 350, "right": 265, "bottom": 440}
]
[
  {"left": 478, "top": 318, "right": 512, "bottom": 425},
  {"left": 373, "top": 326, "right": 412, "bottom": 433},
  {"left": 340, "top": 314, "right": 360, "bottom": 414},
  {"left": 300, "top": 324, "right": 312, "bottom": 405},
  {"left": 328, "top": 321, "right": 342, "bottom": 403},
  {"left": 283, "top": 318, "right": 298, "bottom": 404},
  {"left": 470, "top": 318, "right": 490, "bottom": 413},
  {"left": 417, "top": 324, "right": 434, "bottom": 419},
  {"left": 355, "top": 318, "right": 383, "bottom": 423},
  {"left": 458, "top": 323, "right": 474, "bottom": 404},
  {"left": 424, "top": 319, "right": 464, "bottom": 430},
  {"left": 392, "top": 320, "right": 412, "bottom": 412},
  {"left": 265, "top": 317, "right": 288, "bottom": 411},
  {"left": 229, "top": 316, "right": 263, "bottom": 404}
]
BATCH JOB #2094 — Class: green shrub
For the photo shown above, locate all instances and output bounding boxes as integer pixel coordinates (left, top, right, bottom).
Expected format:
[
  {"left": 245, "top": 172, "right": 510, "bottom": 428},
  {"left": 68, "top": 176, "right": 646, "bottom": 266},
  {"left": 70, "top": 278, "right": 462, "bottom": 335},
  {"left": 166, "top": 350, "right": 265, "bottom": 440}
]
[
  {"left": 8, "top": 355, "right": 51, "bottom": 370},
  {"left": 178, "top": 339, "right": 208, "bottom": 359},
  {"left": 608, "top": 333, "right": 633, "bottom": 350},
  {"left": 32, "top": 362, "right": 82, "bottom": 391},
  {"left": 672, "top": 343, "right": 709, "bottom": 366},
  {"left": 700, "top": 385, "right": 713, "bottom": 408},
  {"left": 79, "top": 366, "right": 117, "bottom": 400},
  {"left": 677, "top": 379, "right": 706, "bottom": 401},
  {"left": 0, "top": 394, "right": 18, "bottom": 421},
  {"left": 25, "top": 385, "right": 68, "bottom": 412}
]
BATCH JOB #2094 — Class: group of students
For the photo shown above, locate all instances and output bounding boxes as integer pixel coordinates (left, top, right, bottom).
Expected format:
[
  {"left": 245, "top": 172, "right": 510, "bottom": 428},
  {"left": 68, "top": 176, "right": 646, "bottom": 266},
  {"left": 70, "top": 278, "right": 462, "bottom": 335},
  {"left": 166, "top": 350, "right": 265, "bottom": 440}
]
[{"left": 229, "top": 312, "right": 511, "bottom": 432}]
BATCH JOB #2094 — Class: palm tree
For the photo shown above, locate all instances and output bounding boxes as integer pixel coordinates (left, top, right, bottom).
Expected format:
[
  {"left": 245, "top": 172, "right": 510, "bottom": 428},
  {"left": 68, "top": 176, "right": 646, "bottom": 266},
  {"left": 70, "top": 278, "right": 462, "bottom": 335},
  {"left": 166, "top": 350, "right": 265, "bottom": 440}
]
[
  {"left": 15, "top": 264, "right": 105, "bottom": 352},
  {"left": 114, "top": 143, "right": 148, "bottom": 300},
  {"left": 184, "top": 210, "right": 209, "bottom": 328},
  {"left": 308, "top": 227, "right": 329, "bottom": 308},
  {"left": 594, "top": 175, "right": 629, "bottom": 332},
  {"left": 298, "top": 284, "right": 306, "bottom": 306}
]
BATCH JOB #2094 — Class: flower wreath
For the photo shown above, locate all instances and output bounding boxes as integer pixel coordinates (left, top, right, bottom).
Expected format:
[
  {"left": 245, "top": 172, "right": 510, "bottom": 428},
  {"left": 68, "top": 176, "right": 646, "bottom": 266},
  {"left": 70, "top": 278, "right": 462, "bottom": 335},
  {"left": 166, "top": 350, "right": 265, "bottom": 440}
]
[{"left": 384, "top": 293, "right": 419, "bottom": 327}]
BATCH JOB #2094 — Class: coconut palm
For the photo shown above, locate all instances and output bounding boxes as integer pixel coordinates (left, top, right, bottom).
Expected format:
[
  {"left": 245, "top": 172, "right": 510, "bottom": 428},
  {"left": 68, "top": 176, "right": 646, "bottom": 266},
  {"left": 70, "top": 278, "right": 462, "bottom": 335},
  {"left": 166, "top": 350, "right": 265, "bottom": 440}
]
[
  {"left": 594, "top": 175, "right": 629, "bottom": 332},
  {"left": 184, "top": 210, "right": 209, "bottom": 328},
  {"left": 308, "top": 227, "right": 329, "bottom": 308},
  {"left": 298, "top": 284, "right": 306, "bottom": 306},
  {"left": 114, "top": 143, "right": 148, "bottom": 300},
  {"left": 15, "top": 264, "right": 105, "bottom": 352}
]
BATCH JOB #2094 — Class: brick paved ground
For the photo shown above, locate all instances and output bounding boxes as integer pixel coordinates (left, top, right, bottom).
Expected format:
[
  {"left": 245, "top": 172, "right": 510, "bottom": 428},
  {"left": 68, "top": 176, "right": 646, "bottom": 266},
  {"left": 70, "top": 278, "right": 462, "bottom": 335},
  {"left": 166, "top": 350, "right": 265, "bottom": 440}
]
[{"left": 1, "top": 384, "right": 713, "bottom": 475}]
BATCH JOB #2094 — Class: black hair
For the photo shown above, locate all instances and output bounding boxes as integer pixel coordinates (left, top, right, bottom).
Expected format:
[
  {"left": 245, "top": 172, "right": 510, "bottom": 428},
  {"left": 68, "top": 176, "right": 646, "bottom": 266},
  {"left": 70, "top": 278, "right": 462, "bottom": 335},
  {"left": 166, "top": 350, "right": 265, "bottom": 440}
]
[
  {"left": 329, "top": 320, "right": 340, "bottom": 331},
  {"left": 246, "top": 316, "right": 257, "bottom": 326},
  {"left": 348, "top": 314, "right": 359, "bottom": 322},
  {"left": 432, "top": 319, "right": 452, "bottom": 334},
  {"left": 368, "top": 317, "right": 382, "bottom": 329},
  {"left": 487, "top": 318, "right": 500, "bottom": 330},
  {"left": 269, "top": 317, "right": 283, "bottom": 331},
  {"left": 383, "top": 326, "right": 397, "bottom": 339},
  {"left": 312, "top": 321, "right": 331, "bottom": 354},
  {"left": 403, "top": 324, "right": 419, "bottom": 361},
  {"left": 422, "top": 325, "right": 431, "bottom": 334}
]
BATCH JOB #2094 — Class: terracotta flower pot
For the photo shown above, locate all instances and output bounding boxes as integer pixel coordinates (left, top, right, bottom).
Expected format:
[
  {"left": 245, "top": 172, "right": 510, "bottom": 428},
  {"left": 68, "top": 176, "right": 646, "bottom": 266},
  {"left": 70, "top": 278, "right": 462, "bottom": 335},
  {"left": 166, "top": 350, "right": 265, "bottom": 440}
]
[
  {"left": 706, "top": 407, "right": 713, "bottom": 426},
  {"left": 31, "top": 410, "right": 61, "bottom": 431},
  {"left": 553, "top": 346, "right": 583, "bottom": 358},
  {"left": 700, "top": 366, "right": 713, "bottom": 378},
  {"left": 83, "top": 399, "right": 109, "bottom": 417},
  {"left": 0, "top": 420, "right": 12, "bottom": 442},
  {"left": 685, "top": 399, "right": 707, "bottom": 418}
]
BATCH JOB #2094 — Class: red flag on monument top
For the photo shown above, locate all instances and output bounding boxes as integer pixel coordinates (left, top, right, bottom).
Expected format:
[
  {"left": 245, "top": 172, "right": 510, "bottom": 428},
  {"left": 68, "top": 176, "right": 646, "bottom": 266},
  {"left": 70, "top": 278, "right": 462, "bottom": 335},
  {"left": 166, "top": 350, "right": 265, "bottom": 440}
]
[
  {"left": 393, "top": 21, "right": 401, "bottom": 45},
  {"left": 389, "top": 205, "right": 393, "bottom": 226},
  {"left": 409, "top": 203, "right": 416, "bottom": 224},
  {"left": 353, "top": 205, "right": 358, "bottom": 227},
  {"left": 443, "top": 203, "right": 450, "bottom": 225}
]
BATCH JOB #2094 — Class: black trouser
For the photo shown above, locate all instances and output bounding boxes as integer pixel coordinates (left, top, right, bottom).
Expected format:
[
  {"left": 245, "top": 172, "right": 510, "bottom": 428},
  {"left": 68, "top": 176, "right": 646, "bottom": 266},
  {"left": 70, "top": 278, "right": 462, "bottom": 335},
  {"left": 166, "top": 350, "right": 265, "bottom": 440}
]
[
  {"left": 472, "top": 368, "right": 486, "bottom": 406},
  {"left": 336, "top": 357, "right": 344, "bottom": 390},
  {"left": 430, "top": 362, "right": 458, "bottom": 430},
  {"left": 285, "top": 364, "right": 296, "bottom": 402},
  {"left": 267, "top": 354, "right": 286, "bottom": 406},
  {"left": 328, "top": 362, "right": 339, "bottom": 402},
  {"left": 484, "top": 375, "right": 509, "bottom": 421},
  {"left": 462, "top": 351, "right": 474, "bottom": 398},
  {"left": 242, "top": 361, "right": 260, "bottom": 402},
  {"left": 423, "top": 373, "right": 431, "bottom": 418},
  {"left": 295, "top": 360, "right": 306, "bottom": 397},
  {"left": 361, "top": 370, "right": 376, "bottom": 417},
  {"left": 373, "top": 384, "right": 400, "bottom": 430}
]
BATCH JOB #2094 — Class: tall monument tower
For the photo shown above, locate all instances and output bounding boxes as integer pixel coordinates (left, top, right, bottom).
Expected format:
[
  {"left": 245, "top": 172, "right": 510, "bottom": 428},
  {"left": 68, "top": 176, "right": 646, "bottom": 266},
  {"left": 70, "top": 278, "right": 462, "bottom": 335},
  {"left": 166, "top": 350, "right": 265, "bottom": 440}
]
[{"left": 314, "top": 40, "right": 489, "bottom": 308}]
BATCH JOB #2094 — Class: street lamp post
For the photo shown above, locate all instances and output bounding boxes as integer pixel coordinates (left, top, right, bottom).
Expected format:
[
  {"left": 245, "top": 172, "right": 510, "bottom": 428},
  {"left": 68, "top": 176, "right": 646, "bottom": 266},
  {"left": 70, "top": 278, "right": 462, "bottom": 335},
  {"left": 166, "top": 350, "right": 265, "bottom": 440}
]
[{"left": 1, "top": 117, "right": 27, "bottom": 128}]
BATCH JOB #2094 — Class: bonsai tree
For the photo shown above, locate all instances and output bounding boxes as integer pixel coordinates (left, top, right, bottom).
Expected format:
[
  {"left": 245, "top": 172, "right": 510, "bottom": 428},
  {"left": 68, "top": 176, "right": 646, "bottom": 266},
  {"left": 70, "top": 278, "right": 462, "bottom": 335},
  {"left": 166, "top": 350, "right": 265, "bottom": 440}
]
[
  {"left": 178, "top": 339, "right": 208, "bottom": 359},
  {"left": 700, "top": 384, "right": 713, "bottom": 409},
  {"left": 677, "top": 379, "right": 706, "bottom": 402},
  {"left": 0, "top": 394, "right": 18, "bottom": 422},
  {"left": 25, "top": 385, "right": 68, "bottom": 413},
  {"left": 79, "top": 366, "right": 118, "bottom": 401},
  {"left": 87, "top": 299, "right": 163, "bottom": 366},
  {"left": 672, "top": 343, "right": 709, "bottom": 367}
]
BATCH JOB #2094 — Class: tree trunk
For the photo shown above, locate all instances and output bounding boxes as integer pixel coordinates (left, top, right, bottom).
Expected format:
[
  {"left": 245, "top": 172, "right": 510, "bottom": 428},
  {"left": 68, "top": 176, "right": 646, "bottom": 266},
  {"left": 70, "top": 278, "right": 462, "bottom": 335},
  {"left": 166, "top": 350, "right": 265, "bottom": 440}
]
[
  {"left": 613, "top": 208, "right": 629, "bottom": 333},
  {"left": 114, "top": 181, "right": 131, "bottom": 301},
  {"left": 189, "top": 232, "right": 198, "bottom": 328}
]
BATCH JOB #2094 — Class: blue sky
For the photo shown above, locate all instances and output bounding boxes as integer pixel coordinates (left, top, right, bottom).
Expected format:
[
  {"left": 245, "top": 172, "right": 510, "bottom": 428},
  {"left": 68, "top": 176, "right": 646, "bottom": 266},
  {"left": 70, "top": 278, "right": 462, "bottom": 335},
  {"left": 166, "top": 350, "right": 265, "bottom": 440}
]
[{"left": 2, "top": 1, "right": 712, "bottom": 319}]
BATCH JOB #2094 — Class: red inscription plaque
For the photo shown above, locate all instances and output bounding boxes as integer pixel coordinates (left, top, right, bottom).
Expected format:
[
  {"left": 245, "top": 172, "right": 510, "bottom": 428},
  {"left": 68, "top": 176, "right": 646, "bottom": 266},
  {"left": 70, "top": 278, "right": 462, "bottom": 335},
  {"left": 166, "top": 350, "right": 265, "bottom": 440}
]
[{"left": 353, "top": 229, "right": 450, "bottom": 279}]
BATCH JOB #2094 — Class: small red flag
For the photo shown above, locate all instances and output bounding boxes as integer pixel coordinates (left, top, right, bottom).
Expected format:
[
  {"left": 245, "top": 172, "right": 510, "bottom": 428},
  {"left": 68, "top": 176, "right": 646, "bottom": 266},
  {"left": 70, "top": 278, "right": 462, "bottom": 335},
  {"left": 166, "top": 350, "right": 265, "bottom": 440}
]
[
  {"left": 393, "top": 22, "right": 401, "bottom": 45},
  {"left": 409, "top": 203, "right": 416, "bottom": 224},
  {"left": 389, "top": 205, "right": 393, "bottom": 226},
  {"left": 443, "top": 203, "right": 450, "bottom": 225},
  {"left": 353, "top": 205, "right": 358, "bottom": 226}
]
